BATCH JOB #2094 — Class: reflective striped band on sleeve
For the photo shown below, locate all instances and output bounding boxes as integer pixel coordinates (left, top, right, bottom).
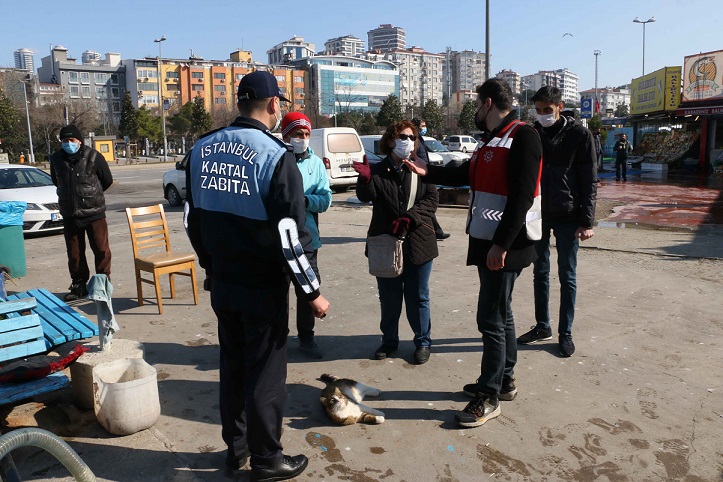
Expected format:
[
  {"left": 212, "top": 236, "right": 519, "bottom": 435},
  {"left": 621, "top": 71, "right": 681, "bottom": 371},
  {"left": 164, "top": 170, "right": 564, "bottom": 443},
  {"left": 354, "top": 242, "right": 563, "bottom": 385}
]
[{"left": 277, "top": 217, "right": 320, "bottom": 294}]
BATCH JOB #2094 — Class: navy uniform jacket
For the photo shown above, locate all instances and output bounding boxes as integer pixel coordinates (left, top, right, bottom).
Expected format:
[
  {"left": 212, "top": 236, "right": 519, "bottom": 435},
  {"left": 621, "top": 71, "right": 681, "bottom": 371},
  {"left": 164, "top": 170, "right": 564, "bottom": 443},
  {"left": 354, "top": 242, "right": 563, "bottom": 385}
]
[{"left": 185, "top": 116, "right": 320, "bottom": 305}]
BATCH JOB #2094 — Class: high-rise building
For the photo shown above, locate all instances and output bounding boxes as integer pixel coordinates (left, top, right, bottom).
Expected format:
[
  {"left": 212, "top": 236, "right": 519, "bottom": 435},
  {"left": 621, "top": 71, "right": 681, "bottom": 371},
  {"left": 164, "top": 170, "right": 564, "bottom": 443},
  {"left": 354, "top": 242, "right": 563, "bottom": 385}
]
[
  {"left": 14, "top": 48, "right": 34, "bottom": 71},
  {"left": 82, "top": 50, "right": 102, "bottom": 65},
  {"left": 521, "top": 68, "right": 579, "bottom": 105},
  {"left": 385, "top": 47, "right": 443, "bottom": 108},
  {"left": 367, "top": 24, "right": 406, "bottom": 53},
  {"left": 496, "top": 69, "right": 521, "bottom": 98},
  {"left": 324, "top": 35, "right": 365, "bottom": 57},
  {"left": 442, "top": 50, "right": 486, "bottom": 96},
  {"left": 267, "top": 36, "right": 315, "bottom": 65}
]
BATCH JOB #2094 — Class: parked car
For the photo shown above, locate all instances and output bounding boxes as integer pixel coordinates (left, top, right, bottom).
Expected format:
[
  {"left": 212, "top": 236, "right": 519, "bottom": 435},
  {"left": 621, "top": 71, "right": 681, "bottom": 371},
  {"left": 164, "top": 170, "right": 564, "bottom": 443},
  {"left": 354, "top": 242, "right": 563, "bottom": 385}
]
[
  {"left": 309, "top": 127, "right": 364, "bottom": 192},
  {"left": 0, "top": 164, "right": 63, "bottom": 234},
  {"left": 447, "top": 135, "right": 479, "bottom": 153},
  {"left": 163, "top": 151, "right": 191, "bottom": 206},
  {"left": 422, "top": 137, "right": 469, "bottom": 167}
]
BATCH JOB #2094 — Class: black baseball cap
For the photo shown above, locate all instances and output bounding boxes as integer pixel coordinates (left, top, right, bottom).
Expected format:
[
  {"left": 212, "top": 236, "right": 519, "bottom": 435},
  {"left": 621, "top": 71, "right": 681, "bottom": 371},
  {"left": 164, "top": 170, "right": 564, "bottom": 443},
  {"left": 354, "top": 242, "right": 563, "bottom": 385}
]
[{"left": 237, "top": 70, "right": 290, "bottom": 103}]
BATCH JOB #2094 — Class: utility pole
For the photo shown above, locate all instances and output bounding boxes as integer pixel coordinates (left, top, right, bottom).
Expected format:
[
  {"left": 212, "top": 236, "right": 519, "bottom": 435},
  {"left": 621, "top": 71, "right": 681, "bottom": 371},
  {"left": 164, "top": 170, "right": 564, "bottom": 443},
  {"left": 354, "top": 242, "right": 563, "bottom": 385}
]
[
  {"left": 485, "top": 0, "right": 490, "bottom": 80},
  {"left": 19, "top": 79, "right": 35, "bottom": 164},
  {"left": 154, "top": 35, "right": 168, "bottom": 162},
  {"left": 594, "top": 50, "right": 601, "bottom": 116}
]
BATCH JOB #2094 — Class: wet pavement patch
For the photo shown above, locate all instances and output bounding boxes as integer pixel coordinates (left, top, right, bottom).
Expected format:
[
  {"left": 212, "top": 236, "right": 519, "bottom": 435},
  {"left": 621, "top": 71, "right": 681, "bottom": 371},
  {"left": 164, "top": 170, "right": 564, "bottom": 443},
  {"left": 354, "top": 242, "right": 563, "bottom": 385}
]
[{"left": 305, "top": 432, "right": 343, "bottom": 462}]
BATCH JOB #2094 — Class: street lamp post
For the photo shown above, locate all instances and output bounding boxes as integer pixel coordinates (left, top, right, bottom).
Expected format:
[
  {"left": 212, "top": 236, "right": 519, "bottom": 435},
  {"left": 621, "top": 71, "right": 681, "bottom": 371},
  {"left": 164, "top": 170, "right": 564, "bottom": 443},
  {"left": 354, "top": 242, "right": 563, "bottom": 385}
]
[
  {"left": 154, "top": 35, "right": 168, "bottom": 162},
  {"left": 20, "top": 79, "right": 35, "bottom": 164},
  {"left": 632, "top": 17, "right": 655, "bottom": 76},
  {"left": 594, "top": 50, "right": 601, "bottom": 116}
]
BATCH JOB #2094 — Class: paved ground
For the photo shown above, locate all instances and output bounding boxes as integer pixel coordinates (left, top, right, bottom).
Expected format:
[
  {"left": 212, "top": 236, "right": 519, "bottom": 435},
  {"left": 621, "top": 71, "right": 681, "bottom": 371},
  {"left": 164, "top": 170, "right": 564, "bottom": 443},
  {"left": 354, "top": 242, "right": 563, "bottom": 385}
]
[{"left": 2, "top": 168, "right": 722, "bottom": 481}]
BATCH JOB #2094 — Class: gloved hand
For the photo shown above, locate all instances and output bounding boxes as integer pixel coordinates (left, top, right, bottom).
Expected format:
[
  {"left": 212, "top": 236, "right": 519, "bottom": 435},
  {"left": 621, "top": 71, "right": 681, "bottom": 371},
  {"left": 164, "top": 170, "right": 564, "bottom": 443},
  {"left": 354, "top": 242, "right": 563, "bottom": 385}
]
[
  {"left": 352, "top": 158, "right": 371, "bottom": 184},
  {"left": 391, "top": 216, "right": 411, "bottom": 236}
]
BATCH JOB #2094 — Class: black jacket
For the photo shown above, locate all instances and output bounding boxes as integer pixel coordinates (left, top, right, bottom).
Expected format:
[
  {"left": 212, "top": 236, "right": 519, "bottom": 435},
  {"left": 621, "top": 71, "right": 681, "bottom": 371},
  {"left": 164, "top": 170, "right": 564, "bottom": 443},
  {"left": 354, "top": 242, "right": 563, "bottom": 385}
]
[
  {"left": 614, "top": 139, "right": 631, "bottom": 161},
  {"left": 356, "top": 156, "right": 439, "bottom": 265},
  {"left": 50, "top": 145, "right": 113, "bottom": 225},
  {"left": 533, "top": 116, "right": 597, "bottom": 228},
  {"left": 426, "top": 111, "right": 542, "bottom": 271}
]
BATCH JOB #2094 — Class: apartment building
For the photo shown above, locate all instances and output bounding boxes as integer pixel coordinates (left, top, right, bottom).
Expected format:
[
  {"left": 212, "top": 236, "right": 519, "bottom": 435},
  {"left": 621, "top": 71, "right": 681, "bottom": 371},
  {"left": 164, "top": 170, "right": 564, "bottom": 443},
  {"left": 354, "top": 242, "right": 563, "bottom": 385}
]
[
  {"left": 324, "top": 35, "right": 365, "bottom": 57},
  {"left": 522, "top": 68, "right": 579, "bottom": 105},
  {"left": 37, "top": 45, "right": 126, "bottom": 125},
  {"left": 267, "top": 36, "right": 315, "bottom": 65},
  {"left": 14, "top": 48, "right": 34, "bottom": 72},
  {"left": 367, "top": 24, "right": 406, "bottom": 53},
  {"left": 385, "top": 47, "right": 443, "bottom": 108},
  {"left": 496, "top": 69, "right": 521, "bottom": 98},
  {"left": 442, "top": 50, "right": 486, "bottom": 97},
  {"left": 579, "top": 86, "right": 631, "bottom": 115}
]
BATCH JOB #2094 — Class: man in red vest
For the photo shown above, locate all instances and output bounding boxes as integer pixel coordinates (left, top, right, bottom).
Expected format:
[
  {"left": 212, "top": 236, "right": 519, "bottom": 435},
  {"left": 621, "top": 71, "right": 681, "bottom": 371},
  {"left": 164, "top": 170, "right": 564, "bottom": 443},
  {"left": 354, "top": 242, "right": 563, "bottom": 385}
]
[{"left": 405, "top": 78, "right": 543, "bottom": 428}]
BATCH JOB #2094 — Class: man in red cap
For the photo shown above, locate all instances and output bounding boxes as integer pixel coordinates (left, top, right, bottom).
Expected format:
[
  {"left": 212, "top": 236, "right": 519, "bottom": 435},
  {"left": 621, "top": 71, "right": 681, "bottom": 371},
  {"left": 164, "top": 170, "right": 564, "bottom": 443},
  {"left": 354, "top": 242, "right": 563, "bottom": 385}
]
[{"left": 281, "top": 112, "right": 331, "bottom": 359}]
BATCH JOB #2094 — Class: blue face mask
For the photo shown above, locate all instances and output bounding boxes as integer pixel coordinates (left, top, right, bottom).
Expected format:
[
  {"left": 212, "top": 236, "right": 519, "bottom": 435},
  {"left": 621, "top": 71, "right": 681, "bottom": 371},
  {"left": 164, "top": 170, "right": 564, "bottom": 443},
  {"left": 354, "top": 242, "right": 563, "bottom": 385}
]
[
  {"left": 419, "top": 127, "right": 427, "bottom": 136},
  {"left": 62, "top": 141, "right": 80, "bottom": 154}
]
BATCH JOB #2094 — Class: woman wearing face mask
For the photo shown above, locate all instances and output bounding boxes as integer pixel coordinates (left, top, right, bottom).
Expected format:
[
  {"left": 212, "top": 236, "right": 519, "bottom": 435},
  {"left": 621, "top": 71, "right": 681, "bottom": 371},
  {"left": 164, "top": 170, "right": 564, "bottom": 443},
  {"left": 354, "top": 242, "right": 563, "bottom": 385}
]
[
  {"left": 281, "top": 112, "right": 332, "bottom": 359},
  {"left": 353, "top": 120, "right": 439, "bottom": 365}
]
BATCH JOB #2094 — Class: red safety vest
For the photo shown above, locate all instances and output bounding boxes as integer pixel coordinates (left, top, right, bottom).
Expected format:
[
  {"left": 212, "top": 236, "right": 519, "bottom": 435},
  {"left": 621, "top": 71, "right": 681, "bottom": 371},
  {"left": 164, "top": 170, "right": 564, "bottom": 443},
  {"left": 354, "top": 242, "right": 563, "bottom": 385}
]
[{"left": 466, "top": 120, "right": 542, "bottom": 241}]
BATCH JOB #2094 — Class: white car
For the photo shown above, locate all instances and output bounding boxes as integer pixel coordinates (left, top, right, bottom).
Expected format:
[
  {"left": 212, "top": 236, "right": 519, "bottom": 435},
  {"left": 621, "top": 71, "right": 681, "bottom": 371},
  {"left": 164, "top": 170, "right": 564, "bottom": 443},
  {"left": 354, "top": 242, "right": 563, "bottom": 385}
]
[
  {"left": 446, "top": 135, "right": 479, "bottom": 153},
  {"left": 0, "top": 164, "right": 63, "bottom": 234},
  {"left": 422, "top": 137, "right": 469, "bottom": 167},
  {"left": 163, "top": 151, "right": 191, "bottom": 206}
]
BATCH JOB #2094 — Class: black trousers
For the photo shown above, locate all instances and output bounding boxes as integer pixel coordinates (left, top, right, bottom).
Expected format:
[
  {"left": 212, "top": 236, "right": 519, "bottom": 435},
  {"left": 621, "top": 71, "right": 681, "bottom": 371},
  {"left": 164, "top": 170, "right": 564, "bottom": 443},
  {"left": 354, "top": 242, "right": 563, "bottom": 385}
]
[
  {"left": 213, "top": 279, "right": 290, "bottom": 470},
  {"left": 293, "top": 250, "right": 319, "bottom": 341},
  {"left": 616, "top": 158, "right": 627, "bottom": 180}
]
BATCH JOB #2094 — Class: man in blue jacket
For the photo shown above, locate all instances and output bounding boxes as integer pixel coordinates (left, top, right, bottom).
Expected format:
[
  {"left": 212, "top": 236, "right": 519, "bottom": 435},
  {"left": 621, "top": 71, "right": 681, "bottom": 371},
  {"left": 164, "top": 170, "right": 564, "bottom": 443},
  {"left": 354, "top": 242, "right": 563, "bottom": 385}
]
[
  {"left": 185, "top": 71, "right": 330, "bottom": 481},
  {"left": 281, "top": 112, "right": 332, "bottom": 359}
]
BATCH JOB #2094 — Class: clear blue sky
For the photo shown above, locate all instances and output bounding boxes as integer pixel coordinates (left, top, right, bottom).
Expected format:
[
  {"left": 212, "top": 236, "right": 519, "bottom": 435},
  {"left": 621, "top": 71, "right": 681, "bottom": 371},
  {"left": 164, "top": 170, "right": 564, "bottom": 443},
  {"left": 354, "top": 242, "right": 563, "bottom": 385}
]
[{"left": 2, "top": 0, "right": 721, "bottom": 91}]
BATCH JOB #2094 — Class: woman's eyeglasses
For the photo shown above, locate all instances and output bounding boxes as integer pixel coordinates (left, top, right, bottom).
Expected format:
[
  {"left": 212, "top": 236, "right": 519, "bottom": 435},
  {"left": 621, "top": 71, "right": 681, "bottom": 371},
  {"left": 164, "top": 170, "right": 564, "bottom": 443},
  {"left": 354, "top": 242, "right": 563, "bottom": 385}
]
[{"left": 398, "top": 134, "right": 417, "bottom": 141}]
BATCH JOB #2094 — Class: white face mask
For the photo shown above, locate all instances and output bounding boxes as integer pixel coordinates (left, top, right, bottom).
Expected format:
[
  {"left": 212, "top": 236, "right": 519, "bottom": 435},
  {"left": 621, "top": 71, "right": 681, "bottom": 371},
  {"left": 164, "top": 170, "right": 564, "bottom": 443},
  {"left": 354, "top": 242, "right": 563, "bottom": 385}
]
[
  {"left": 537, "top": 112, "right": 557, "bottom": 128},
  {"left": 393, "top": 138, "right": 415, "bottom": 159},
  {"left": 289, "top": 138, "right": 309, "bottom": 154}
]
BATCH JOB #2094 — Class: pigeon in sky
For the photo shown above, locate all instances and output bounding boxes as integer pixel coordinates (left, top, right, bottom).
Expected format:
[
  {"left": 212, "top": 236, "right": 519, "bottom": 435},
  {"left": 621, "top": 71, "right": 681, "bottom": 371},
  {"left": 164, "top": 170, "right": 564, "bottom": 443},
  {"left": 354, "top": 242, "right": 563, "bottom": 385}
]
[{"left": 562, "top": 33, "right": 574, "bottom": 38}]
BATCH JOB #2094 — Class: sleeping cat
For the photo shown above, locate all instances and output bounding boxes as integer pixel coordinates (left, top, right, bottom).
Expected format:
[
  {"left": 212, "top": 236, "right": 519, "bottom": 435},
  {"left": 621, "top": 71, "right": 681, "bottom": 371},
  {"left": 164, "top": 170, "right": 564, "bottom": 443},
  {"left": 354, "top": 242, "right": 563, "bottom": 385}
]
[{"left": 319, "top": 374, "right": 385, "bottom": 425}]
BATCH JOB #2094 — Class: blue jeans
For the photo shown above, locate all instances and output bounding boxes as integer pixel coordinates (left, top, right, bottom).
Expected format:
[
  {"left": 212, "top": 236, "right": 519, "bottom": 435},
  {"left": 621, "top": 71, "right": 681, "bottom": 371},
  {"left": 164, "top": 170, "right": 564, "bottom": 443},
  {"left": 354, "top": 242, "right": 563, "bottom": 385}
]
[
  {"left": 533, "top": 220, "right": 579, "bottom": 335},
  {"left": 376, "top": 259, "right": 433, "bottom": 348},
  {"left": 477, "top": 266, "right": 520, "bottom": 396}
]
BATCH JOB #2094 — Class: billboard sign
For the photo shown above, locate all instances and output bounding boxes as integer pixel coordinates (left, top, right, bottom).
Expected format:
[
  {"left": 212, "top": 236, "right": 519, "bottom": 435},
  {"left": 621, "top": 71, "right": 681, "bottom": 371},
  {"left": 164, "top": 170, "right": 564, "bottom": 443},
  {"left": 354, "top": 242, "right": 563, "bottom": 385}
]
[
  {"left": 682, "top": 50, "right": 723, "bottom": 102},
  {"left": 580, "top": 97, "right": 593, "bottom": 119},
  {"left": 630, "top": 67, "right": 682, "bottom": 115}
]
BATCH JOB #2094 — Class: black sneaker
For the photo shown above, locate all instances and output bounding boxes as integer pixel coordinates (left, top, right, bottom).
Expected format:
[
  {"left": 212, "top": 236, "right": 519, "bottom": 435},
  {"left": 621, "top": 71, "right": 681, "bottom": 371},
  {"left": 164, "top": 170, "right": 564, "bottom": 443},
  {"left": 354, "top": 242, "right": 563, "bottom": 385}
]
[
  {"left": 299, "top": 339, "right": 323, "bottom": 359},
  {"left": 559, "top": 334, "right": 575, "bottom": 357},
  {"left": 250, "top": 454, "right": 308, "bottom": 482},
  {"left": 517, "top": 325, "right": 553, "bottom": 345},
  {"left": 436, "top": 232, "right": 451, "bottom": 240},
  {"left": 463, "top": 378, "right": 517, "bottom": 401},
  {"left": 64, "top": 283, "right": 88, "bottom": 302},
  {"left": 455, "top": 394, "right": 501, "bottom": 428},
  {"left": 374, "top": 344, "right": 397, "bottom": 360}
]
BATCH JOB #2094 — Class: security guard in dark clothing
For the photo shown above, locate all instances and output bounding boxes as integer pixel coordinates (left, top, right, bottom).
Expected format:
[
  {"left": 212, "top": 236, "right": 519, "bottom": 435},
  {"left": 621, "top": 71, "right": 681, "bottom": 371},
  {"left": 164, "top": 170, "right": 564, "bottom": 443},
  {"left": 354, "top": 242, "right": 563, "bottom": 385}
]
[{"left": 185, "top": 71, "right": 330, "bottom": 482}]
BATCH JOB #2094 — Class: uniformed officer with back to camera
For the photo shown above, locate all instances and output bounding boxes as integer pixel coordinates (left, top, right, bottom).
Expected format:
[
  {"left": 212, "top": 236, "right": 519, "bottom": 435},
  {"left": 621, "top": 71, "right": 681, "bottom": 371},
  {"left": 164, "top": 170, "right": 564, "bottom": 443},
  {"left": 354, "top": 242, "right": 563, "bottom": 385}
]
[{"left": 185, "top": 70, "right": 330, "bottom": 482}]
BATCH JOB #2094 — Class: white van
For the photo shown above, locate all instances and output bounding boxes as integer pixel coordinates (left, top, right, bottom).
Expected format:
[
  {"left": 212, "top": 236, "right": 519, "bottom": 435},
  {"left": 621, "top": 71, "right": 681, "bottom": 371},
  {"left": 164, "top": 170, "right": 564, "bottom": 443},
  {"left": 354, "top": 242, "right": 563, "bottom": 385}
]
[
  {"left": 447, "top": 135, "right": 479, "bottom": 153},
  {"left": 309, "top": 127, "right": 364, "bottom": 192}
]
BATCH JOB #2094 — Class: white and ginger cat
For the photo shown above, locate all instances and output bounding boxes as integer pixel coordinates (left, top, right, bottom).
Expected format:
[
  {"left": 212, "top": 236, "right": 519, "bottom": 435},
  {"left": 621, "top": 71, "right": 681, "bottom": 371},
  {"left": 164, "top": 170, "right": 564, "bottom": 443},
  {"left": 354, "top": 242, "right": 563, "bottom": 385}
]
[{"left": 319, "top": 374, "right": 385, "bottom": 425}]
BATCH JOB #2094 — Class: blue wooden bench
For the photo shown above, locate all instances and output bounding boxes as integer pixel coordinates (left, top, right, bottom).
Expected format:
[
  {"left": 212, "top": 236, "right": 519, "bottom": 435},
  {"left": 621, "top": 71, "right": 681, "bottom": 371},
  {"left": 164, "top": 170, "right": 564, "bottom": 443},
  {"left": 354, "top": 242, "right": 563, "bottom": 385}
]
[
  {"left": 0, "top": 298, "right": 71, "bottom": 406},
  {"left": 3, "top": 289, "right": 98, "bottom": 350}
]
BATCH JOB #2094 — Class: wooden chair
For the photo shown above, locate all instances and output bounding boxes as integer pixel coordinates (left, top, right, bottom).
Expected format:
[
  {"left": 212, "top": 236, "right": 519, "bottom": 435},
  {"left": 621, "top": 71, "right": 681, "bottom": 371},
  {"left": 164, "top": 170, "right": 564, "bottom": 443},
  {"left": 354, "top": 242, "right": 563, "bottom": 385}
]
[{"left": 125, "top": 204, "right": 198, "bottom": 314}]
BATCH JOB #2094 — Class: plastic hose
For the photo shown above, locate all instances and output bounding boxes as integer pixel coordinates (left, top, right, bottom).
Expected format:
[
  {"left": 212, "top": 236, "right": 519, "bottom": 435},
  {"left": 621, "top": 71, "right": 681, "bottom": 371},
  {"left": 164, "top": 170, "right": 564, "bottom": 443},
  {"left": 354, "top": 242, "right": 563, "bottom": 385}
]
[{"left": 0, "top": 428, "right": 95, "bottom": 481}]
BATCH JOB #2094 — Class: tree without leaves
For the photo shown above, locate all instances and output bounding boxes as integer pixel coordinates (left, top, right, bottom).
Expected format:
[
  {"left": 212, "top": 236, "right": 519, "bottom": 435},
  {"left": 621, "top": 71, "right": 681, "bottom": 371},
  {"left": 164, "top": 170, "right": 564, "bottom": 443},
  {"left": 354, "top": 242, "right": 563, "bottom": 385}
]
[
  {"left": 376, "top": 94, "right": 402, "bottom": 129},
  {"left": 457, "top": 100, "right": 477, "bottom": 132}
]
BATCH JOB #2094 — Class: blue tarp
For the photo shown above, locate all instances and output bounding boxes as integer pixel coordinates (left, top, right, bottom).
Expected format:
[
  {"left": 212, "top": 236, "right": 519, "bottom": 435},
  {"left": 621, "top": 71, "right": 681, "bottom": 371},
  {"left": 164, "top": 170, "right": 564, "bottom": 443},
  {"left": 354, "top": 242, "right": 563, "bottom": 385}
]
[{"left": 0, "top": 201, "right": 27, "bottom": 226}]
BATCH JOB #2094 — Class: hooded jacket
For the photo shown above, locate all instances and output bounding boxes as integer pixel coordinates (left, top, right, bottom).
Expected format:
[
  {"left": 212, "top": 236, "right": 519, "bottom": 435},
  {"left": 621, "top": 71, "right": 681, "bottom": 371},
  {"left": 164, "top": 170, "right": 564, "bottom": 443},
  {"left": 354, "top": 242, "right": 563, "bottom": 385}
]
[
  {"left": 533, "top": 116, "right": 597, "bottom": 228},
  {"left": 50, "top": 144, "right": 113, "bottom": 224}
]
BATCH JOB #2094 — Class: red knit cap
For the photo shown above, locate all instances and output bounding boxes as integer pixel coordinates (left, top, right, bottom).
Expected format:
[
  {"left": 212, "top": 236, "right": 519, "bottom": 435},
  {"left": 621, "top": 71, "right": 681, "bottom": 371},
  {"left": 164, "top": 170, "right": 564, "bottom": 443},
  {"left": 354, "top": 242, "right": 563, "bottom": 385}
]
[{"left": 281, "top": 111, "right": 312, "bottom": 137}]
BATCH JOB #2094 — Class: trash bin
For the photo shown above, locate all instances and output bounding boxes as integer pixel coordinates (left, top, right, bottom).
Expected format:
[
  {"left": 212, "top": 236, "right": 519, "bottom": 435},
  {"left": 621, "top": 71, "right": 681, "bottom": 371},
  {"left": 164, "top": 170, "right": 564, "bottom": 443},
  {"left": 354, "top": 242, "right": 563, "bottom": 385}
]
[{"left": 0, "top": 201, "right": 27, "bottom": 278}]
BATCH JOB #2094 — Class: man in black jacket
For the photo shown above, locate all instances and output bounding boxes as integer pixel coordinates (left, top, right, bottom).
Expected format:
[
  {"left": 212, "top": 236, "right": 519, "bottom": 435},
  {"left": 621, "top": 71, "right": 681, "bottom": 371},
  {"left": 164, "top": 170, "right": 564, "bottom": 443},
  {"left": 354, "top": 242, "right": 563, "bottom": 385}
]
[
  {"left": 405, "top": 78, "right": 543, "bottom": 428},
  {"left": 50, "top": 125, "right": 113, "bottom": 301},
  {"left": 614, "top": 133, "right": 632, "bottom": 181},
  {"left": 517, "top": 86, "right": 597, "bottom": 357},
  {"left": 185, "top": 71, "right": 329, "bottom": 481}
]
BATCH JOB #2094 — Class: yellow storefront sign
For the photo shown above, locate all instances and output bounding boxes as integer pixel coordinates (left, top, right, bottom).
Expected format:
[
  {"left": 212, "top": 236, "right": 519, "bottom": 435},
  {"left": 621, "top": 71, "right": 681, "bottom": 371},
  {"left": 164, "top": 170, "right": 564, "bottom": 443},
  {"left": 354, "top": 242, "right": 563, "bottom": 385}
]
[{"left": 630, "top": 66, "right": 682, "bottom": 115}]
